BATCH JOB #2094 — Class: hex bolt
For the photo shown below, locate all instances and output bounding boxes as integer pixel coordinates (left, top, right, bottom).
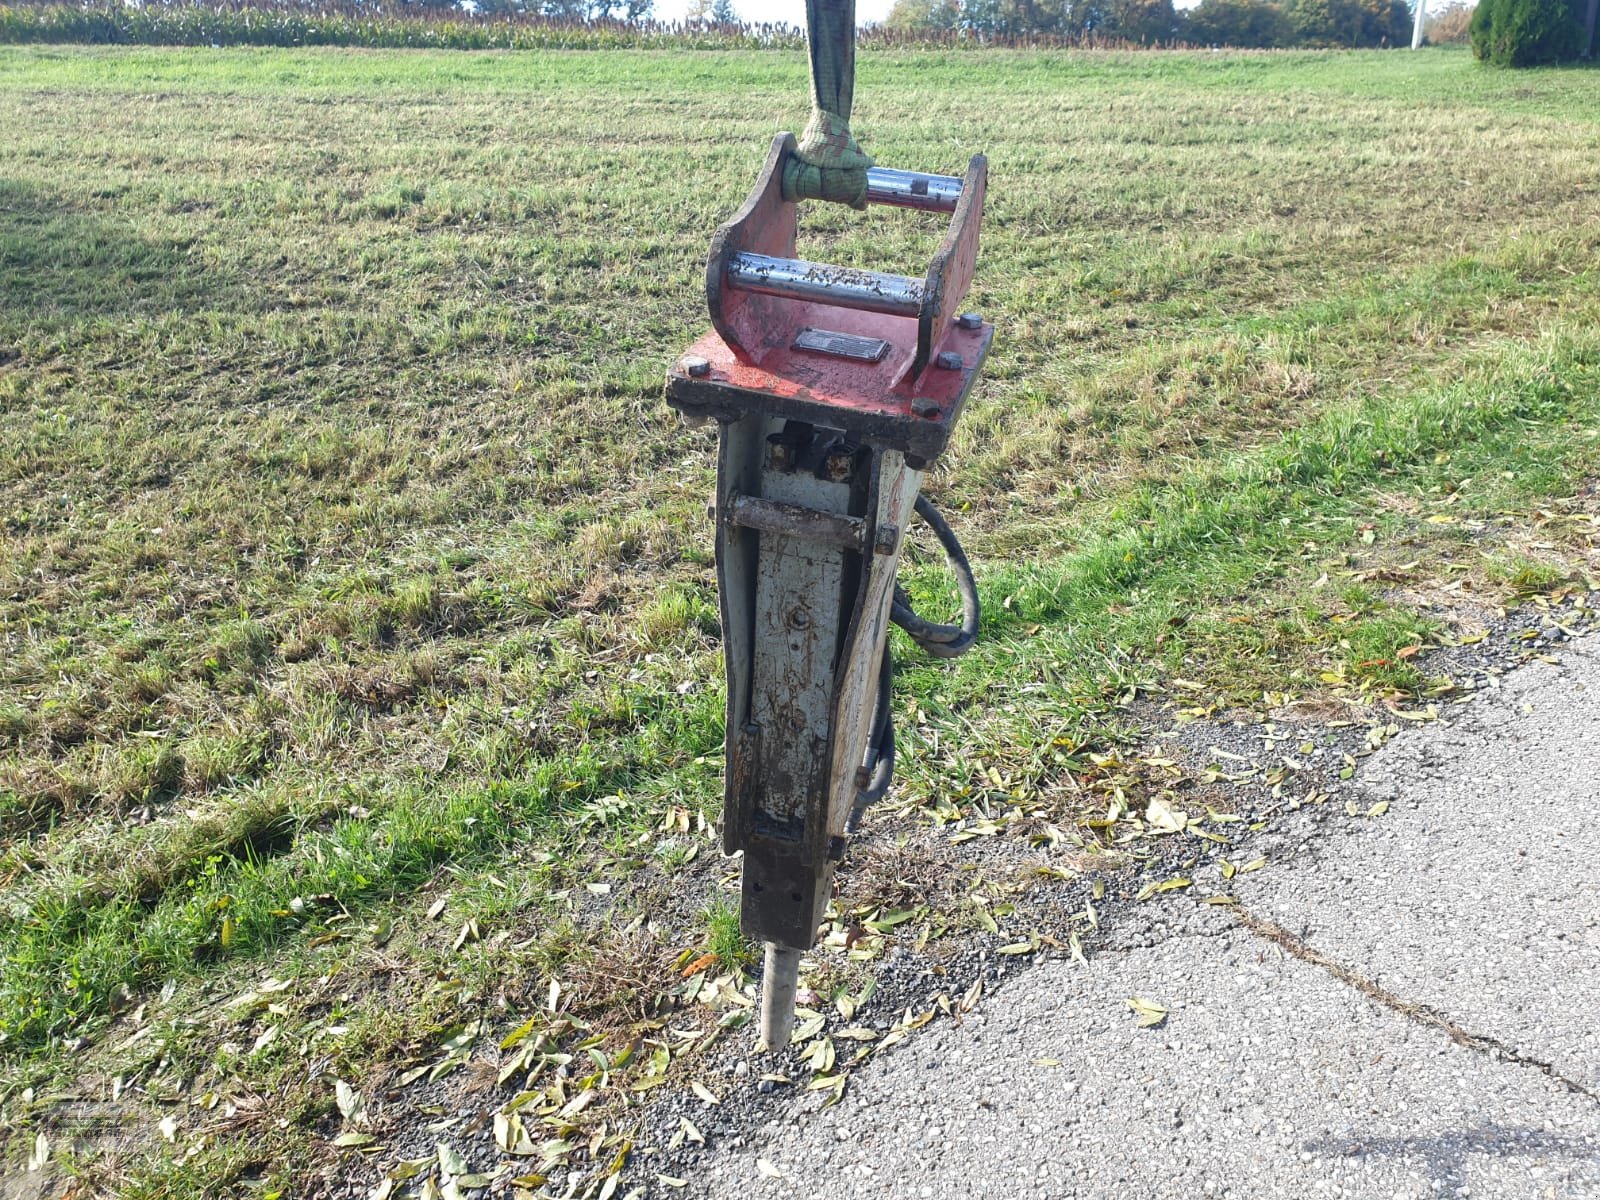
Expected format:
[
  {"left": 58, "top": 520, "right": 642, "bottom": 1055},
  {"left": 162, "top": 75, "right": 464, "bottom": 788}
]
[
  {"left": 682, "top": 355, "right": 711, "bottom": 378},
  {"left": 957, "top": 312, "right": 983, "bottom": 331},
  {"left": 824, "top": 448, "right": 855, "bottom": 482},
  {"left": 911, "top": 396, "right": 941, "bottom": 418},
  {"left": 788, "top": 607, "right": 811, "bottom": 630},
  {"left": 874, "top": 523, "right": 899, "bottom": 555},
  {"left": 935, "top": 351, "right": 964, "bottom": 371}
]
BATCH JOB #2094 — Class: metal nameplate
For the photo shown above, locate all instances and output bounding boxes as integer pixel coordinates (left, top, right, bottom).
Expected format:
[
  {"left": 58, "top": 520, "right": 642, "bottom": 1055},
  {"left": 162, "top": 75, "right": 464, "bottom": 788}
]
[{"left": 792, "top": 327, "right": 891, "bottom": 363}]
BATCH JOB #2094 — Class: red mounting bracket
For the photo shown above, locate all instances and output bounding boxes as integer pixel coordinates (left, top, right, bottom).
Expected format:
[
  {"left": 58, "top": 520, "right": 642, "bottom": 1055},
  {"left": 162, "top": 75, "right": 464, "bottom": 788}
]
[{"left": 666, "top": 133, "right": 993, "bottom": 463}]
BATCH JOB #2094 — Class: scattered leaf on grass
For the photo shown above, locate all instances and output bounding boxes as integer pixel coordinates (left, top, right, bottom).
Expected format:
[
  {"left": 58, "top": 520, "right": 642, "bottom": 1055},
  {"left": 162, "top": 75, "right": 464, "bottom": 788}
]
[
  {"left": 500, "top": 1015, "right": 541, "bottom": 1050},
  {"left": 691, "top": 1080, "right": 720, "bottom": 1106},
  {"left": 757, "top": 1159, "right": 784, "bottom": 1179},
  {"left": 437, "top": 1143, "right": 470, "bottom": 1178},
  {"left": 681, "top": 953, "right": 718, "bottom": 978},
  {"left": 559, "top": 1089, "right": 598, "bottom": 1119},
  {"left": 335, "top": 1080, "right": 368, "bottom": 1126},
  {"left": 427, "top": 898, "right": 448, "bottom": 921},
  {"left": 1144, "top": 796, "right": 1188, "bottom": 834}
]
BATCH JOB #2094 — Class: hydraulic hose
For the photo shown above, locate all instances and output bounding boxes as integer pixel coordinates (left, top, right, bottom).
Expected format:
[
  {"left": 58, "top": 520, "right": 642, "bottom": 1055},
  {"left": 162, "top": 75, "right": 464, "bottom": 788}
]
[{"left": 853, "top": 491, "right": 979, "bottom": 820}]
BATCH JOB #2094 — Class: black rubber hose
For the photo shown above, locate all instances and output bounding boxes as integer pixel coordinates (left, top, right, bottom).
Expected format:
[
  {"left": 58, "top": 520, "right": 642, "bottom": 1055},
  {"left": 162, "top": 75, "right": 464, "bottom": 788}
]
[
  {"left": 851, "top": 492, "right": 977, "bottom": 823},
  {"left": 849, "top": 644, "right": 895, "bottom": 829},
  {"left": 890, "top": 493, "right": 980, "bottom": 660}
]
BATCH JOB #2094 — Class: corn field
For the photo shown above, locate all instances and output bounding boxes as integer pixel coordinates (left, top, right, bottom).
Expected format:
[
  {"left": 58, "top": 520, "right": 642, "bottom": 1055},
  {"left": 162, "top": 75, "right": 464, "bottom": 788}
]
[{"left": 0, "top": 0, "right": 1177, "bottom": 50}]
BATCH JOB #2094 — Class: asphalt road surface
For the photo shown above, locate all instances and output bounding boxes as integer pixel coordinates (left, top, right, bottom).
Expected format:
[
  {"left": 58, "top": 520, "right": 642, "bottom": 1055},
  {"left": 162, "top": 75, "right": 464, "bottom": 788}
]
[{"left": 700, "top": 639, "right": 1600, "bottom": 1199}]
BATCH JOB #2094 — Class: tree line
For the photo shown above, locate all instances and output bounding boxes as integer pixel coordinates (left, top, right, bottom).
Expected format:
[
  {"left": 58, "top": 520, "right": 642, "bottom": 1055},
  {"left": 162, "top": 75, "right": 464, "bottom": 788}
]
[
  {"left": 886, "top": 0, "right": 1418, "bottom": 47},
  {"left": 5, "top": 0, "right": 1592, "bottom": 56}
]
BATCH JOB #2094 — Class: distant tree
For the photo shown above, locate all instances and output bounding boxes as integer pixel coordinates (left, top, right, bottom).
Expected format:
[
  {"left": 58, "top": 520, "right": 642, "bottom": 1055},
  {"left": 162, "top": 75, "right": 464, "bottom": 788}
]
[
  {"left": 958, "top": 0, "right": 1007, "bottom": 31},
  {"left": 602, "top": 0, "right": 656, "bottom": 16},
  {"left": 1471, "top": 0, "right": 1584, "bottom": 60},
  {"left": 886, "top": 0, "right": 963, "bottom": 28},
  {"left": 588, "top": 0, "right": 654, "bottom": 16},
  {"left": 1280, "top": 0, "right": 1409, "bottom": 42},
  {"left": 1361, "top": 0, "right": 1414, "bottom": 42},
  {"left": 1095, "top": 0, "right": 1179, "bottom": 39},
  {"left": 709, "top": 0, "right": 738, "bottom": 20},
  {"left": 1181, "top": 0, "right": 1295, "bottom": 44}
]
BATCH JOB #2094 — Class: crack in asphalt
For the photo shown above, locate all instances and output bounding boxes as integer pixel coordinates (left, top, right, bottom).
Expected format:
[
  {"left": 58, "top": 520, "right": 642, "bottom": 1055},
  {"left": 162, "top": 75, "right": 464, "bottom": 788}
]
[{"left": 1232, "top": 906, "right": 1600, "bottom": 1105}]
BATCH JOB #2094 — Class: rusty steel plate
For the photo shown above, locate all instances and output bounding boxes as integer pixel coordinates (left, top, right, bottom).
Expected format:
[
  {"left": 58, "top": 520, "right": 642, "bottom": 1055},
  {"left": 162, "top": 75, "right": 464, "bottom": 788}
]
[{"left": 666, "top": 316, "right": 993, "bottom": 462}]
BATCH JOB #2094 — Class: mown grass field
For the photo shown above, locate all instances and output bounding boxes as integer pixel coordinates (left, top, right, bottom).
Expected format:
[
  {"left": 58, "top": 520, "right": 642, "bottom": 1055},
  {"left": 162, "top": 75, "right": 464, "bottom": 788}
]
[{"left": 1, "top": 41, "right": 1598, "bottom": 1197}]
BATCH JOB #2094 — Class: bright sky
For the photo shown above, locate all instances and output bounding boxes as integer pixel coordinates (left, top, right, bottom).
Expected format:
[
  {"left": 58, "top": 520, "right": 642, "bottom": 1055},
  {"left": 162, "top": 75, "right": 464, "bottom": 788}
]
[{"left": 652, "top": 0, "right": 896, "bottom": 24}]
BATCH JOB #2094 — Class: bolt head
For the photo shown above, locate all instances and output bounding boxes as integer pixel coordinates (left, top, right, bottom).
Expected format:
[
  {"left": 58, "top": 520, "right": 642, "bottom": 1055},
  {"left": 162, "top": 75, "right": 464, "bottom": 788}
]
[
  {"left": 824, "top": 449, "right": 855, "bottom": 482},
  {"left": 681, "top": 355, "right": 711, "bottom": 378},
  {"left": 935, "top": 351, "right": 964, "bottom": 371},
  {"left": 957, "top": 312, "right": 983, "bottom": 331},
  {"left": 910, "top": 396, "right": 941, "bottom": 419}
]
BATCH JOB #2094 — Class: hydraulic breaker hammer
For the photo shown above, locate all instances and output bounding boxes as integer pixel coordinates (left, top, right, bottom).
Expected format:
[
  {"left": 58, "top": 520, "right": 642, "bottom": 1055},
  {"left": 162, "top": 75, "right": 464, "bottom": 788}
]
[{"left": 665, "top": 1, "right": 992, "bottom": 1051}]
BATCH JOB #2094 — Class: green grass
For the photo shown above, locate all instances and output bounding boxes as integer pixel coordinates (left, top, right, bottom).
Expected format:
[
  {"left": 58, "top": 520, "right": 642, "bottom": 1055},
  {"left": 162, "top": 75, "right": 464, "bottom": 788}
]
[
  {"left": 702, "top": 897, "right": 757, "bottom": 971},
  {"left": 1, "top": 41, "right": 1598, "bottom": 1196}
]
